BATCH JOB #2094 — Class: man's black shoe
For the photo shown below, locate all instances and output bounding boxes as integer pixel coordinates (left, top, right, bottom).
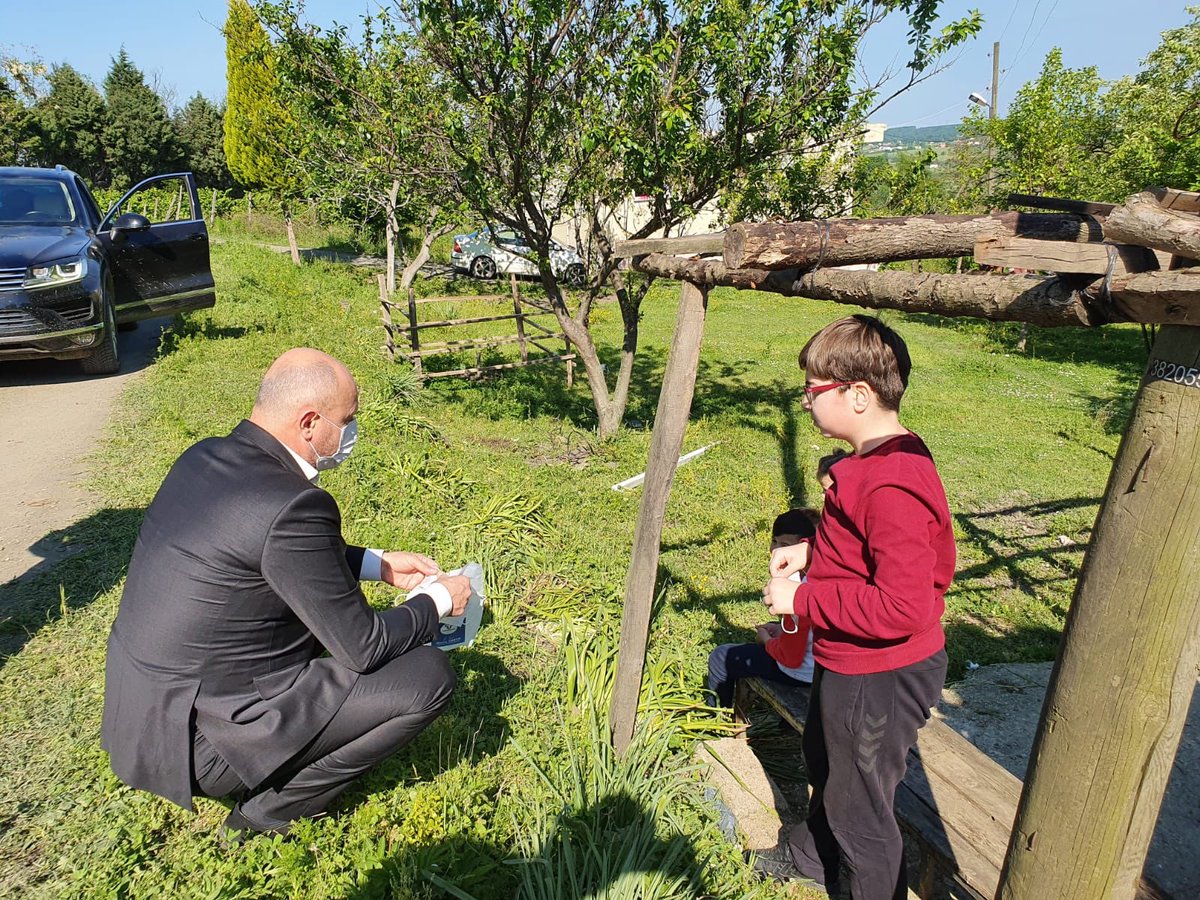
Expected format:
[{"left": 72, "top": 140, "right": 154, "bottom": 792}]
[{"left": 221, "top": 806, "right": 291, "bottom": 845}]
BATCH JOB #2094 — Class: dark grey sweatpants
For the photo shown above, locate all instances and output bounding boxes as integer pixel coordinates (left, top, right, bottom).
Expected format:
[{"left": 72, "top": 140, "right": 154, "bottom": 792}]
[
  {"left": 192, "top": 645, "right": 456, "bottom": 830},
  {"left": 788, "top": 650, "right": 947, "bottom": 900}
]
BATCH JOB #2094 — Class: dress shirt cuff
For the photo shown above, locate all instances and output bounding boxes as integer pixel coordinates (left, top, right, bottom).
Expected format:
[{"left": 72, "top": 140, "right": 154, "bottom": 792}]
[
  {"left": 406, "top": 579, "right": 454, "bottom": 618},
  {"left": 360, "top": 548, "right": 385, "bottom": 582}
]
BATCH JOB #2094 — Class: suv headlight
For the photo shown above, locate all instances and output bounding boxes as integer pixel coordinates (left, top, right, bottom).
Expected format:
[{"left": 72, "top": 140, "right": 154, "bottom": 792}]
[{"left": 24, "top": 255, "right": 89, "bottom": 289}]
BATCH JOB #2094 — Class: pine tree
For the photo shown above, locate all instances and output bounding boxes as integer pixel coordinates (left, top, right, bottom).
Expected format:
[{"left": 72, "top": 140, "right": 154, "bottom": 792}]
[
  {"left": 35, "top": 65, "right": 108, "bottom": 183},
  {"left": 0, "top": 56, "right": 44, "bottom": 167},
  {"left": 102, "top": 49, "right": 180, "bottom": 188},
  {"left": 175, "top": 93, "right": 231, "bottom": 189}
]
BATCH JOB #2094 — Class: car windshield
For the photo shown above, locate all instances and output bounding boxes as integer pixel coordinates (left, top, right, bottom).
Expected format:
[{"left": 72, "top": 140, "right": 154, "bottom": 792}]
[{"left": 0, "top": 177, "right": 78, "bottom": 226}]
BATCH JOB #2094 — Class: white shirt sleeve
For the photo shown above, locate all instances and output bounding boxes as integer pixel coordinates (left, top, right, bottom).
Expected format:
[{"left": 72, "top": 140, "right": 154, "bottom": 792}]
[
  {"left": 406, "top": 578, "right": 454, "bottom": 618},
  {"left": 359, "top": 548, "right": 385, "bottom": 582}
]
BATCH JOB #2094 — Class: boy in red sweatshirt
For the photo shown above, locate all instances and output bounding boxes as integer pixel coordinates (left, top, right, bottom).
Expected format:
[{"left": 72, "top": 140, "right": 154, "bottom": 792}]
[{"left": 761, "top": 315, "right": 954, "bottom": 900}]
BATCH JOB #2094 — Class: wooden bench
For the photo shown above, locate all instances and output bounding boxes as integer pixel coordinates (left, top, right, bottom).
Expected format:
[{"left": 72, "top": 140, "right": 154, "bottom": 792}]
[{"left": 734, "top": 677, "right": 1170, "bottom": 899}]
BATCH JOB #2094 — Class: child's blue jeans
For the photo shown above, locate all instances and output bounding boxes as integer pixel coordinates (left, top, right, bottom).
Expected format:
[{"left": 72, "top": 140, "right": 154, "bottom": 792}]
[{"left": 707, "top": 642, "right": 810, "bottom": 708}]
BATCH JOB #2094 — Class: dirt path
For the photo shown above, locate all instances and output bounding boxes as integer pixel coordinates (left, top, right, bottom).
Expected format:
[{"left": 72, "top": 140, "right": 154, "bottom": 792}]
[{"left": 0, "top": 319, "right": 170, "bottom": 585}]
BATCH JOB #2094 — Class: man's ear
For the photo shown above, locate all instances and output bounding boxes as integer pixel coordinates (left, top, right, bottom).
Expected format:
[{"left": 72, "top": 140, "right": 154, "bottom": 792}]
[{"left": 298, "top": 408, "right": 321, "bottom": 436}]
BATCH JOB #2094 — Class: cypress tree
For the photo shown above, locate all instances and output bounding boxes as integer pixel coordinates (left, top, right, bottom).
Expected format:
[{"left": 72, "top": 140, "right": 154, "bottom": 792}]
[{"left": 224, "top": 0, "right": 306, "bottom": 261}]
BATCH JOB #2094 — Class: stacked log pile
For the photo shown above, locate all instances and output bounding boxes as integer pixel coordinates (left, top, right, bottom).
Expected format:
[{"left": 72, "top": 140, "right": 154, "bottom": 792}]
[{"left": 618, "top": 188, "right": 1200, "bottom": 328}]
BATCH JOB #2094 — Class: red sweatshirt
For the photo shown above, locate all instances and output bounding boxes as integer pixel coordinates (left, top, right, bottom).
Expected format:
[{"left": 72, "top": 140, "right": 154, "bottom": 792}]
[{"left": 789, "top": 431, "right": 955, "bottom": 675}]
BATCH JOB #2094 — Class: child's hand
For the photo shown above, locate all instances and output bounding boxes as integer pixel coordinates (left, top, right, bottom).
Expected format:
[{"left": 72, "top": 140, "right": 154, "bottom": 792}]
[
  {"left": 754, "top": 622, "right": 782, "bottom": 644},
  {"left": 770, "top": 542, "right": 810, "bottom": 577},
  {"left": 762, "top": 576, "right": 799, "bottom": 616}
]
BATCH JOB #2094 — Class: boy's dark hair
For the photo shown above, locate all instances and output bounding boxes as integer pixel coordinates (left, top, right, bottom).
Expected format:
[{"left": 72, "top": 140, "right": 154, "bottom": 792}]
[
  {"left": 817, "top": 448, "right": 850, "bottom": 483},
  {"left": 772, "top": 508, "right": 818, "bottom": 541},
  {"left": 798, "top": 314, "right": 911, "bottom": 411}
]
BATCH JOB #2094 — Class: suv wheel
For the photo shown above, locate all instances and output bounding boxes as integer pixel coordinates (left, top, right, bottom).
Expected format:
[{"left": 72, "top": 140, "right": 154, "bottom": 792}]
[
  {"left": 470, "top": 256, "right": 497, "bottom": 280},
  {"left": 80, "top": 288, "right": 120, "bottom": 376}
]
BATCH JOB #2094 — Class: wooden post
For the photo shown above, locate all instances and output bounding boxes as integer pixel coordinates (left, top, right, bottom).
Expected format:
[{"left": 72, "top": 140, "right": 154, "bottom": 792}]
[
  {"left": 378, "top": 275, "right": 395, "bottom": 363},
  {"left": 209, "top": 189, "right": 218, "bottom": 224},
  {"left": 609, "top": 280, "right": 709, "bottom": 754},
  {"left": 510, "top": 274, "right": 529, "bottom": 363},
  {"left": 998, "top": 324, "right": 1200, "bottom": 899},
  {"left": 406, "top": 286, "right": 422, "bottom": 377}
]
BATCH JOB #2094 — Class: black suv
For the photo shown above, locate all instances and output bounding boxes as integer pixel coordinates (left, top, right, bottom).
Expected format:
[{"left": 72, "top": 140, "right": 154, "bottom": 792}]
[{"left": 0, "top": 167, "right": 216, "bottom": 374}]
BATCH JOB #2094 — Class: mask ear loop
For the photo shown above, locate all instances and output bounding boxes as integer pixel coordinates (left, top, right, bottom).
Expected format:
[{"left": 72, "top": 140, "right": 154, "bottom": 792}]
[{"left": 780, "top": 614, "right": 799, "bottom": 634}]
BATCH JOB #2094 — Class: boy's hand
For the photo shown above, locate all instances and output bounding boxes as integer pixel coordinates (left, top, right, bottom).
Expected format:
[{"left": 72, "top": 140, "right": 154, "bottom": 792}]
[
  {"left": 770, "top": 542, "right": 810, "bottom": 577},
  {"left": 754, "top": 622, "right": 782, "bottom": 644},
  {"left": 762, "top": 577, "right": 799, "bottom": 616}
]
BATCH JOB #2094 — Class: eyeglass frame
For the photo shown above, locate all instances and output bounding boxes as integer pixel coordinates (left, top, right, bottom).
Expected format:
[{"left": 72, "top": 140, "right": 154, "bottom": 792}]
[{"left": 801, "top": 380, "right": 857, "bottom": 405}]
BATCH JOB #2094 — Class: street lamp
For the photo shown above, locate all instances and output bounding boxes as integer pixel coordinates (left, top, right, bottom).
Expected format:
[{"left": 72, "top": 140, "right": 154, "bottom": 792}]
[{"left": 967, "top": 91, "right": 989, "bottom": 109}]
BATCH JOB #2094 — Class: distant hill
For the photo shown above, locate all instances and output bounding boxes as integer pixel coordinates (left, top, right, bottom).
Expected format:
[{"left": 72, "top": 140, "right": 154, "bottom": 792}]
[{"left": 882, "top": 124, "right": 960, "bottom": 144}]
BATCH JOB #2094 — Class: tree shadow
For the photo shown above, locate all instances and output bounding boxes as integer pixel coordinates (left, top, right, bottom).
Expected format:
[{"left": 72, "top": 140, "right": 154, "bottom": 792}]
[
  {"left": 344, "top": 790, "right": 706, "bottom": 899},
  {"left": 0, "top": 506, "right": 143, "bottom": 667}
]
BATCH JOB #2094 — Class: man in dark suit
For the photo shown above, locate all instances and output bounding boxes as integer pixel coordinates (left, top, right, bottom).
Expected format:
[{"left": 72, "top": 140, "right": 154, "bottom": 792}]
[{"left": 102, "top": 348, "right": 470, "bottom": 838}]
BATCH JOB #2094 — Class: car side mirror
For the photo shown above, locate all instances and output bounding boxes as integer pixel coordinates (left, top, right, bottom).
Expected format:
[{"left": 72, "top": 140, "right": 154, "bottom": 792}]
[{"left": 109, "top": 213, "right": 151, "bottom": 243}]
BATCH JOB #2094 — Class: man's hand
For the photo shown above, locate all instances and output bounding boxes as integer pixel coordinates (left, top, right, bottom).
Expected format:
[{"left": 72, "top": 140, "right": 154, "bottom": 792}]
[
  {"left": 769, "top": 542, "right": 810, "bottom": 578},
  {"left": 754, "top": 622, "right": 782, "bottom": 645},
  {"left": 380, "top": 551, "right": 441, "bottom": 590},
  {"left": 762, "top": 577, "right": 799, "bottom": 616},
  {"left": 436, "top": 574, "right": 472, "bottom": 617}
]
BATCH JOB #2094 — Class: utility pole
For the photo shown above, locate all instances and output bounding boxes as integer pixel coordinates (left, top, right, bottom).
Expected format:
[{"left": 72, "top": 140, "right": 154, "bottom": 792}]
[{"left": 991, "top": 40, "right": 1000, "bottom": 121}]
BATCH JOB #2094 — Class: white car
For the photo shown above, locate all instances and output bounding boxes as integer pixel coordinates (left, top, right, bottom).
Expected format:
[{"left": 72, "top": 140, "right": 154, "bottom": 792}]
[{"left": 451, "top": 228, "right": 587, "bottom": 287}]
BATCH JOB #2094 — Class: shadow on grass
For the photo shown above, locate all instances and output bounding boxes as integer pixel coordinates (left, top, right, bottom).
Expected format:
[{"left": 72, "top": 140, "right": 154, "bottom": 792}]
[
  {"left": 345, "top": 790, "right": 707, "bottom": 900},
  {"left": 0, "top": 506, "right": 142, "bottom": 667}
]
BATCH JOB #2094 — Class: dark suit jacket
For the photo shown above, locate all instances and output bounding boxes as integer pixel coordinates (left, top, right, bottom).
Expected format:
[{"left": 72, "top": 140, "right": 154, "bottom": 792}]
[{"left": 101, "top": 419, "right": 440, "bottom": 810}]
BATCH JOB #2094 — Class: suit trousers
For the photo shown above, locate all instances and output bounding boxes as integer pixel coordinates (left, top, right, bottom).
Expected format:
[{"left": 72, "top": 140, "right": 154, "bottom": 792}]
[
  {"left": 192, "top": 645, "right": 456, "bottom": 829},
  {"left": 787, "top": 650, "right": 946, "bottom": 900}
]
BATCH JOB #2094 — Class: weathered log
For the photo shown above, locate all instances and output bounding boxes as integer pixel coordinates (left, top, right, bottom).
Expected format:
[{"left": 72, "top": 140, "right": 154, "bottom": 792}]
[
  {"left": 974, "top": 235, "right": 1161, "bottom": 276},
  {"left": 998, "top": 324, "right": 1200, "bottom": 899},
  {"left": 1105, "top": 191, "right": 1200, "bottom": 261},
  {"left": 613, "top": 232, "right": 726, "bottom": 258},
  {"left": 723, "top": 211, "right": 1104, "bottom": 270},
  {"left": 1151, "top": 186, "right": 1200, "bottom": 214},
  {"left": 610, "top": 280, "right": 709, "bottom": 755},
  {"left": 631, "top": 253, "right": 1200, "bottom": 327}
]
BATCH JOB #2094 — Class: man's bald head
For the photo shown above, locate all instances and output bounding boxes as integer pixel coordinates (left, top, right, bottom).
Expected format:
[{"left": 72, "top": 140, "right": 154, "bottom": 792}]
[{"left": 253, "top": 348, "right": 356, "bottom": 425}]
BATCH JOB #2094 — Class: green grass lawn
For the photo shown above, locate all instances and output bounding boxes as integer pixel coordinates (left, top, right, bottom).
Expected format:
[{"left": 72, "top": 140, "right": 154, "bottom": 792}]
[{"left": 0, "top": 240, "right": 1145, "bottom": 898}]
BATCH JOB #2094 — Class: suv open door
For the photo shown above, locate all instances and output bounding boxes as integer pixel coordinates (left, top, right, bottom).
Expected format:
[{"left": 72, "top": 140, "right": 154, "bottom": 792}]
[{"left": 97, "top": 173, "right": 216, "bottom": 323}]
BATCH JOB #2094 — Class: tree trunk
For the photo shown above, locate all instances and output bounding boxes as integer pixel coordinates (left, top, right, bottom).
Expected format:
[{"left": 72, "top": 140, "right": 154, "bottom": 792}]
[
  {"left": 385, "top": 180, "right": 400, "bottom": 295},
  {"left": 610, "top": 280, "right": 709, "bottom": 754},
  {"left": 632, "top": 254, "right": 1200, "bottom": 328},
  {"left": 723, "top": 211, "right": 1104, "bottom": 270},
  {"left": 399, "top": 219, "right": 455, "bottom": 292},
  {"left": 284, "top": 206, "right": 301, "bottom": 266},
  {"left": 1104, "top": 191, "right": 1200, "bottom": 262},
  {"left": 998, "top": 324, "right": 1200, "bottom": 898}
]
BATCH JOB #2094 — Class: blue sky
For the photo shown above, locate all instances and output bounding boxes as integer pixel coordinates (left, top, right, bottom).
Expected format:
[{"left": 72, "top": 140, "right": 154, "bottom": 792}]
[{"left": 0, "top": 1, "right": 1191, "bottom": 128}]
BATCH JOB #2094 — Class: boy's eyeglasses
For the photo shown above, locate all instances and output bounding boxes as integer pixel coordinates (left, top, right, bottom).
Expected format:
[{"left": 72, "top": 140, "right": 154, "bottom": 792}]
[{"left": 802, "top": 381, "right": 855, "bottom": 404}]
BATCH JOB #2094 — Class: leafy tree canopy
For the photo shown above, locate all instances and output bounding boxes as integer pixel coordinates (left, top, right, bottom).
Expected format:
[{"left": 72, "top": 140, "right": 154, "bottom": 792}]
[{"left": 102, "top": 48, "right": 180, "bottom": 188}]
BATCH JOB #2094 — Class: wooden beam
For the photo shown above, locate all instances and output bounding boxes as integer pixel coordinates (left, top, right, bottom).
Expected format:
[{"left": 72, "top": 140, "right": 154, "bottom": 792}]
[
  {"left": 632, "top": 253, "right": 1200, "bottom": 328},
  {"left": 418, "top": 353, "right": 576, "bottom": 379},
  {"left": 612, "top": 232, "right": 726, "bottom": 259},
  {"left": 1105, "top": 190, "right": 1200, "bottom": 261},
  {"left": 610, "top": 280, "right": 709, "bottom": 755},
  {"left": 1006, "top": 193, "right": 1117, "bottom": 216},
  {"left": 998, "top": 324, "right": 1200, "bottom": 899},
  {"left": 723, "top": 212, "right": 1104, "bottom": 270},
  {"left": 974, "top": 235, "right": 1161, "bottom": 275}
]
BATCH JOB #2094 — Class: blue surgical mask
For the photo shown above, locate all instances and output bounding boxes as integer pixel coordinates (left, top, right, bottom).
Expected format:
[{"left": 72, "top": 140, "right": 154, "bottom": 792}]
[{"left": 309, "top": 413, "right": 358, "bottom": 470}]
